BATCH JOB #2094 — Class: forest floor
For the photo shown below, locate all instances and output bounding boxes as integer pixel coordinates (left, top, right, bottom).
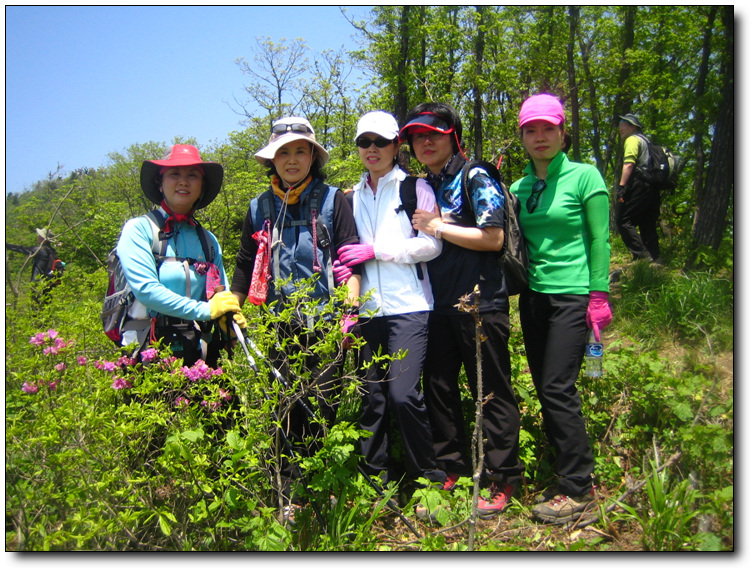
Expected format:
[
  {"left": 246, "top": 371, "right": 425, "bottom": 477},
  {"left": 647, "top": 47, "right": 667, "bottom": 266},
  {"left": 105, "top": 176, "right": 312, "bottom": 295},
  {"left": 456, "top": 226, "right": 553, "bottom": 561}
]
[{"left": 369, "top": 268, "right": 735, "bottom": 551}]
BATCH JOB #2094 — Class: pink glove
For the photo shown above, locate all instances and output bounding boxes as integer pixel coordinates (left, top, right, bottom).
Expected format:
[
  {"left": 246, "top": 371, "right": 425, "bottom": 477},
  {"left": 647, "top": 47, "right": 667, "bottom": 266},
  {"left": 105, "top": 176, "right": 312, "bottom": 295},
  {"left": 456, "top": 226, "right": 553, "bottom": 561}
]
[
  {"left": 586, "top": 291, "right": 612, "bottom": 342},
  {"left": 338, "top": 244, "right": 375, "bottom": 267},
  {"left": 332, "top": 259, "right": 353, "bottom": 285},
  {"left": 341, "top": 314, "right": 359, "bottom": 349}
]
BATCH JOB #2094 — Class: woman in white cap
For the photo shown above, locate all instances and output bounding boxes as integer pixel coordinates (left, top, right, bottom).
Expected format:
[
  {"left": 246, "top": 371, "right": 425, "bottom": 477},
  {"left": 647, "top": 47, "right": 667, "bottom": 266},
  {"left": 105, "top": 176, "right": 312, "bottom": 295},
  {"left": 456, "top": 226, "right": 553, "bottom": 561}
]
[
  {"left": 230, "top": 117, "right": 360, "bottom": 513},
  {"left": 117, "top": 144, "right": 246, "bottom": 367},
  {"left": 337, "top": 110, "right": 447, "bottom": 505}
]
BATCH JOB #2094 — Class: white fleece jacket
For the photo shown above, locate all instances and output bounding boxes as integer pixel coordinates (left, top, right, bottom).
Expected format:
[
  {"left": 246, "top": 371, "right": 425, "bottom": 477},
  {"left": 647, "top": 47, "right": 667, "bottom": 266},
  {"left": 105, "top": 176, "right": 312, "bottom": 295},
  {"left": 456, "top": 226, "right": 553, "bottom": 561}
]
[{"left": 351, "top": 165, "right": 442, "bottom": 317}]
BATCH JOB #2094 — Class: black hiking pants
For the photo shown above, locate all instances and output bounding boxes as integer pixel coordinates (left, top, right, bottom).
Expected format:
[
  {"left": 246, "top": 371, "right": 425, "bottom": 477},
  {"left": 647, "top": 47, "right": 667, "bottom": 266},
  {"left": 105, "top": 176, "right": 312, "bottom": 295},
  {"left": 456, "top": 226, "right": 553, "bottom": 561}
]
[
  {"left": 357, "top": 311, "right": 445, "bottom": 486},
  {"left": 519, "top": 290, "right": 594, "bottom": 497},
  {"left": 422, "top": 310, "right": 524, "bottom": 488},
  {"left": 616, "top": 181, "right": 661, "bottom": 262}
]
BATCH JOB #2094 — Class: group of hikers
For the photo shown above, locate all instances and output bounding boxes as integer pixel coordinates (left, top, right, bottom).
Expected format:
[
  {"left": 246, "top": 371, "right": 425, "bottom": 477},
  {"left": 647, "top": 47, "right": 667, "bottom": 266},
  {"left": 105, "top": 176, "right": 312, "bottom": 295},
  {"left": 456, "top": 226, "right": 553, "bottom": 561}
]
[{"left": 13, "top": 92, "right": 639, "bottom": 527}]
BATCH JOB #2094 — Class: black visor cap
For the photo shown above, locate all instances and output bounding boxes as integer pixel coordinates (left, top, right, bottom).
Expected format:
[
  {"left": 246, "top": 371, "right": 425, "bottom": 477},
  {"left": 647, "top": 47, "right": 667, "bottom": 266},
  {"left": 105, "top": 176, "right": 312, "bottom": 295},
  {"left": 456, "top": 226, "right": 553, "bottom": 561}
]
[{"left": 398, "top": 113, "right": 454, "bottom": 142}]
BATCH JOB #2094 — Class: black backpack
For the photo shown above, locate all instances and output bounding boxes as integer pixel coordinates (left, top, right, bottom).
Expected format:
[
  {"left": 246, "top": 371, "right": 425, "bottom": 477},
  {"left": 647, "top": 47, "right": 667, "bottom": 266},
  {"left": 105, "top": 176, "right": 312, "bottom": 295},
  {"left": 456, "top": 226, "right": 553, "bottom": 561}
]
[
  {"left": 343, "top": 178, "right": 419, "bottom": 223},
  {"left": 101, "top": 210, "right": 214, "bottom": 346},
  {"left": 635, "top": 133, "right": 684, "bottom": 193},
  {"left": 460, "top": 160, "right": 529, "bottom": 296}
]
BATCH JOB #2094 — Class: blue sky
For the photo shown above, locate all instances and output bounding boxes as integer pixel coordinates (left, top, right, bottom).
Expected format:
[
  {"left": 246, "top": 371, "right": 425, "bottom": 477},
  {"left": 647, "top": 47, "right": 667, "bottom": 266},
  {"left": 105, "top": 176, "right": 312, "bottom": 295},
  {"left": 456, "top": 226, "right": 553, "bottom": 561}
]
[{"left": 5, "top": 5, "right": 373, "bottom": 194}]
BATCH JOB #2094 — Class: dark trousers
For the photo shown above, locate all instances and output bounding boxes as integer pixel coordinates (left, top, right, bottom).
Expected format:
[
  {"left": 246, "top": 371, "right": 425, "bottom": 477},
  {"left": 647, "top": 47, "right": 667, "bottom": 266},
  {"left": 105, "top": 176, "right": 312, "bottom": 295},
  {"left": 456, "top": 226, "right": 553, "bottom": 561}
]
[
  {"left": 357, "top": 312, "right": 444, "bottom": 485},
  {"left": 616, "top": 184, "right": 661, "bottom": 262},
  {"left": 519, "top": 290, "right": 594, "bottom": 496},
  {"left": 270, "top": 321, "right": 344, "bottom": 496},
  {"left": 422, "top": 310, "right": 523, "bottom": 488}
]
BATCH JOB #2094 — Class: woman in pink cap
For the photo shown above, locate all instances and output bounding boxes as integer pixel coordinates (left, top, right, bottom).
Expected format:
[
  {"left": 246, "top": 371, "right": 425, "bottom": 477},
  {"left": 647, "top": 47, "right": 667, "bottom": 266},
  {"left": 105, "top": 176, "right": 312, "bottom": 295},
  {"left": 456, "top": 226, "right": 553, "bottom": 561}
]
[
  {"left": 116, "top": 144, "right": 246, "bottom": 367},
  {"left": 510, "top": 94, "right": 612, "bottom": 524}
]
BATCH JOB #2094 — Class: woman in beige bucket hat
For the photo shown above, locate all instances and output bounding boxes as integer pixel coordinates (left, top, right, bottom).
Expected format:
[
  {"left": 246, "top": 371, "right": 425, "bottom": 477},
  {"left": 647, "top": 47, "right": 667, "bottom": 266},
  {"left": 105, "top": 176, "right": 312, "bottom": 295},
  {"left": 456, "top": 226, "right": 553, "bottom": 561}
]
[{"left": 230, "top": 117, "right": 361, "bottom": 519}]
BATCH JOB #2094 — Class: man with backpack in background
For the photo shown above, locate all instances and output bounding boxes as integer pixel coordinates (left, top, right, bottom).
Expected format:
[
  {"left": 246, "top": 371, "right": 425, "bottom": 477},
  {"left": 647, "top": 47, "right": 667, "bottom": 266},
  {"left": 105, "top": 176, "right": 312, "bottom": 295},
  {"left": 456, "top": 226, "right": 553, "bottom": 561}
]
[
  {"left": 400, "top": 102, "right": 524, "bottom": 519},
  {"left": 616, "top": 113, "right": 664, "bottom": 265},
  {"left": 6, "top": 227, "right": 65, "bottom": 302}
]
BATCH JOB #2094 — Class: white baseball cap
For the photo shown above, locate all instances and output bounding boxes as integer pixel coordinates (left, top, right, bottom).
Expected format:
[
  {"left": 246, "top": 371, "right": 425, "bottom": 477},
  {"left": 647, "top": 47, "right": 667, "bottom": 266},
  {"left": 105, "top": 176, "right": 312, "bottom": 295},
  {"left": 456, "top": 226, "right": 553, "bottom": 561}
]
[{"left": 355, "top": 111, "right": 400, "bottom": 142}]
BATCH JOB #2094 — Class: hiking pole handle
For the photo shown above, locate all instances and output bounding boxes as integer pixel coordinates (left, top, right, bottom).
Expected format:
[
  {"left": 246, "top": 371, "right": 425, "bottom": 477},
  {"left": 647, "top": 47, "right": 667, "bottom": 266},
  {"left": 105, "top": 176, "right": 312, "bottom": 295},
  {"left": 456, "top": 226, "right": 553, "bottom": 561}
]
[{"left": 230, "top": 318, "right": 258, "bottom": 373}]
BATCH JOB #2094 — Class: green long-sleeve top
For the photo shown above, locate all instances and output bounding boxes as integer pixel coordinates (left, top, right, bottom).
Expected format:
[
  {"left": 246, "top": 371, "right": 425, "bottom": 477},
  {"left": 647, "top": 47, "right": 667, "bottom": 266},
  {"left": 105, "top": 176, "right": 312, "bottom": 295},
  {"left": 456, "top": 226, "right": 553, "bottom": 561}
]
[{"left": 510, "top": 152, "right": 610, "bottom": 294}]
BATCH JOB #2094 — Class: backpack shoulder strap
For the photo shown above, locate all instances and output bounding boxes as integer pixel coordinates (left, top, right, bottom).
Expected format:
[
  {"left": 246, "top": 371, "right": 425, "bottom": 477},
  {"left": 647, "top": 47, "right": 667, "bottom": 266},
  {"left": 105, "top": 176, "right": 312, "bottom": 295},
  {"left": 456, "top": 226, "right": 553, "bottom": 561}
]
[
  {"left": 193, "top": 221, "right": 215, "bottom": 264},
  {"left": 144, "top": 210, "right": 167, "bottom": 257},
  {"left": 258, "top": 190, "right": 276, "bottom": 226},
  {"left": 309, "top": 182, "right": 328, "bottom": 215},
  {"left": 633, "top": 132, "right": 652, "bottom": 164},
  {"left": 396, "top": 176, "right": 419, "bottom": 221}
]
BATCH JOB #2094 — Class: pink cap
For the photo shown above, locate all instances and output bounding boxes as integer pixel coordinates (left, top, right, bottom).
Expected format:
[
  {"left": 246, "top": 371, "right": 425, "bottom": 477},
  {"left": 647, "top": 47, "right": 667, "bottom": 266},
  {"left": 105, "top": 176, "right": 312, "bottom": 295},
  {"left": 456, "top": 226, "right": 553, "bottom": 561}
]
[{"left": 519, "top": 94, "right": 565, "bottom": 127}]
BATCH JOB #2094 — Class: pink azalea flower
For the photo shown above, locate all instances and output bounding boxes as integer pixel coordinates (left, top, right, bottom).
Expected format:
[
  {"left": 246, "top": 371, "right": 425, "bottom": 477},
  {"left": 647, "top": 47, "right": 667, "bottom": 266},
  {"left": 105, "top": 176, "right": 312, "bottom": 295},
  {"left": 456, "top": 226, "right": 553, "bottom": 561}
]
[
  {"left": 55, "top": 363, "right": 66, "bottom": 372},
  {"left": 95, "top": 360, "right": 117, "bottom": 373},
  {"left": 140, "top": 348, "right": 158, "bottom": 363},
  {"left": 111, "top": 377, "right": 133, "bottom": 390},
  {"left": 193, "top": 360, "right": 213, "bottom": 380},
  {"left": 212, "top": 368, "right": 224, "bottom": 377},
  {"left": 180, "top": 365, "right": 199, "bottom": 382},
  {"left": 46, "top": 329, "right": 59, "bottom": 340},
  {"left": 21, "top": 382, "right": 39, "bottom": 394},
  {"left": 175, "top": 396, "right": 190, "bottom": 410},
  {"left": 77, "top": 356, "right": 87, "bottom": 366},
  {"left": 43, "top": 346, "right": 58, "bottom": 356},
  {"left": 116, "top": 356, "right": 136, "bottom": 367},
  {"left": 48, "top": 381, "right": 58, "bottom": 391},
  {"left": 219, "top": 388, "right": 232, "bottom": 401},
  {"left": 201, "top": 400, "right": 221, "bottom": 411},
  {"left": 29, "top": 333, "right": 46, "bottom": 346}
]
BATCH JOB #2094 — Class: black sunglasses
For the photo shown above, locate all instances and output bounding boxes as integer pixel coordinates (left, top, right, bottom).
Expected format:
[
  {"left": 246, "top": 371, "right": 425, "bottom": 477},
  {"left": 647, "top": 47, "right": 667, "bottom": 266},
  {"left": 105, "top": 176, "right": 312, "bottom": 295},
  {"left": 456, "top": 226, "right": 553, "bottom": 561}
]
[
  {"left": 272, "top": 123, "right": 312, "bottom": 135},
  {"left": 526, "top": 179, "right": 547, "bottom": 213},
  {"left": 356, "top": 136, "right": 395, "bottom": 149}
]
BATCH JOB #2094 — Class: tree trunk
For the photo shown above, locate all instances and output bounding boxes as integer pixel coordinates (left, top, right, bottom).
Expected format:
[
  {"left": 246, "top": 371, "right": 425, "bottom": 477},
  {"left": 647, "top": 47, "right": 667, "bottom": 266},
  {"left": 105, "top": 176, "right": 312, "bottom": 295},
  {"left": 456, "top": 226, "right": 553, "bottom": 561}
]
[
  {"left": 610, "top": 6, "right": 637, "bottom": 230},
  {"left": 472, "top": 5, "right": 486, "bottom": 160},
  {"left": 567, "top": 6, "right": 581, "bottom": 162},
  {"left": 394, "top": 6, "right": 411, "bottom": 124},
  {"left": 692, "top": 6, "right": 718, "bottom": 209},
  {"left": 688, "top": 6, "right": 733, "bottom": 261}
]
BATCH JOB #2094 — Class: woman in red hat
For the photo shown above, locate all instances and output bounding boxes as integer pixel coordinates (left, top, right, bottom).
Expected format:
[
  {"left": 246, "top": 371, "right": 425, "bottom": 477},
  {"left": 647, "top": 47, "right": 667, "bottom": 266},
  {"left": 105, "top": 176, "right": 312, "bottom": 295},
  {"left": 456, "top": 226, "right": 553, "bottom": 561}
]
[{"left": 116, "top": 144, "right": 246, "bottom": 367}]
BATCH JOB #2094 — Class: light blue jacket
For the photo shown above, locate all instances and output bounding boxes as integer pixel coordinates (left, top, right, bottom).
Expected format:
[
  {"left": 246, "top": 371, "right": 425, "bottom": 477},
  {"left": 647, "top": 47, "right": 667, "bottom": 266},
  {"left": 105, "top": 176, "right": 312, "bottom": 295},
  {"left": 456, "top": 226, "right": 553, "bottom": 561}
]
[{"left": 117, "top": 207, "right": 228, "bottom": 323}]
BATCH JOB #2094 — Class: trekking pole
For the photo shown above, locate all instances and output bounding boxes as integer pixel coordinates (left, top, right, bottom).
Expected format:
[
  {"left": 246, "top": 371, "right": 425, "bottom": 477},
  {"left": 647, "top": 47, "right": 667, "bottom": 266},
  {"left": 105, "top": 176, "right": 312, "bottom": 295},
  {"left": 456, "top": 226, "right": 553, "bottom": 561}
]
[
  {"left": 230, "top": 318, "right": 327, "bottom": 532},
  {"left": 241, "top": 333, "right": 423, "bottom": 539}
]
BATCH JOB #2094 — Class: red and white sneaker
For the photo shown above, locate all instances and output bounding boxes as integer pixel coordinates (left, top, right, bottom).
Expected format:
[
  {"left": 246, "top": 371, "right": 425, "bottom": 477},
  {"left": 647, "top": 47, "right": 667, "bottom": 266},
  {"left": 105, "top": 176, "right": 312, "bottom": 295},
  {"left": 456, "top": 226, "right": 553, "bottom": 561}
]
[
  {"left": 443, "top": 473, "right": 461, "bottom": 492},
  {"left": 477, "top": 482, "right": 514, "bottom": 518}
]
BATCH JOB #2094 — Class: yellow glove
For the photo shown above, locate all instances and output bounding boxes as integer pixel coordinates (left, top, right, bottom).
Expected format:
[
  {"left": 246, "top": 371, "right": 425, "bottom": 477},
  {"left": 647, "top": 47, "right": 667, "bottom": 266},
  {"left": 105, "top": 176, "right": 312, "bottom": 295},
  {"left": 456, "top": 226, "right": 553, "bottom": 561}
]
[
  {"left": 209, "top": 290, "right": 241, "bottom": 320},
  {"left": 219, "top": 311, "right": 248, "bottom": 335}
]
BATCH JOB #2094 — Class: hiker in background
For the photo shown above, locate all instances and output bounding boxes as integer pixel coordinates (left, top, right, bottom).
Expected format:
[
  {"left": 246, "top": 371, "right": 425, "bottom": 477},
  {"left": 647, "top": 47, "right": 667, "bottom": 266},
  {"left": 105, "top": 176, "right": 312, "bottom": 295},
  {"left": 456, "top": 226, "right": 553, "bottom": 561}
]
[
  {"left": 6, "top": 227, "right": 66, "bottom": 302},
  {"left": 510, "top": 94, "right": 612, "bottom": 524},
  {"left": 400, "top": 102, "right": 524, "bottom": 518},
  {"left": 117, "top": 144, "right": 246, "bottom": 368},
  {"left": 616, "top": 113, "right": 663, "bottom": 265},
  {"left": 337, "top": 111, "right": 446, "bottom": 499},
  {"left": 230, "top": 117, "right": 361, "bottom": 515}
]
